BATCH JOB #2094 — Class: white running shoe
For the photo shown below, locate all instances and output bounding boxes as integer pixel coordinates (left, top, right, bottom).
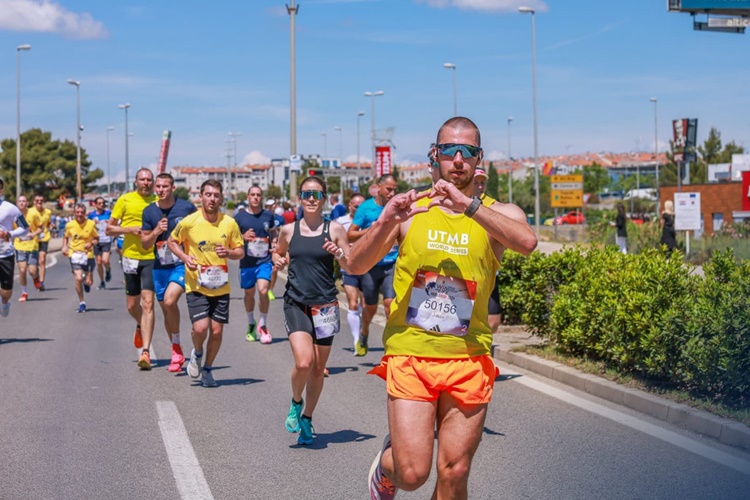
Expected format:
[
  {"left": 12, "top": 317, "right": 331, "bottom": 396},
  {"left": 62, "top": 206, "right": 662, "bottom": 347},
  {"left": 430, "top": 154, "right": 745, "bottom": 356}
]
[{"left": 187, "top": 349, "right": 202, "bottom": 379}]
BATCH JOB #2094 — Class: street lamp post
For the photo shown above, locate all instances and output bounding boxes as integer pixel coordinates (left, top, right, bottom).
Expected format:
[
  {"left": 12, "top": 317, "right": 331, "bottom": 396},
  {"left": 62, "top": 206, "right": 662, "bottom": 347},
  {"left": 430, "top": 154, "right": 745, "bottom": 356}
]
[
  {"left": 443, "top": 63, "right": 457, "bottom": 117},
  {"left": 67, "top": 80, "right": 82, "bottom": 202},
  {"left": 519, "top": 6, "right": 540, "bottom": 234},
  {"left": 507, "top": 116, "right": 514, "bottom": 204},
  {"left": 287, "top": 0, "right": 300, "bottom": 200},
  {"left": 106, "top": 126, "right": 114, "bottom": 201},
  {"left": 357, "top": 111, "right": 365, "bottom": 191},
  {"left": 118, "top": 103, "right": 130, "bottom": 191},
  {"left": 16, "top": 44, "right": 31, "bottom": 200},
  {"left": 364, "top": 91, "right": 384, "bottom": 179},
  {"left": 650, "top": 97, "right": 659, "bottom": 214},
  {"left": 228, "top": 131, "right": 241, "bottom": 201}
]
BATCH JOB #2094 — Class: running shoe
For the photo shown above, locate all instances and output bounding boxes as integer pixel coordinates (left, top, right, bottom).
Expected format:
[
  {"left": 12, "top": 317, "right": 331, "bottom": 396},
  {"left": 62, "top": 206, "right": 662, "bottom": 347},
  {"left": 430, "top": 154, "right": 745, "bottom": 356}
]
[
  {"left": 246, "top": 322, "right": 257, "bottom": 342},
  {"left": 137, "top": 350, "right": 152, "bottom": 370},
  {"left": 39, "top": 282, "right": 45, "bottom": 292},
  {"left": 77, "top": 302, "right": 86, "bottom": 314},
  {"left": 33, "top": 276, "right": 41, "bottom": 290},
  {"left": 201, "top": 368, "right": 217, "bottom": 387},
  {"left": 133, "top": 325, "right": 143, "bottom": 349},
  {"left": 285, "top": 398, "right": 304, "bottom": 433},
  {"left": 168, "top": 344, "right": 185, "bottom": 372},
  {"left": 0, "top": 301, "right": 10, "bottom": 318},
  {"left": 105, "top": 268, "right": 112, "bottom": 282},
  {"left": 97, "top": 281, "right": 106, "bottom": 290},
  {"left": 355, "top": 336, "right": 369, "bottom": 356},
  {"left": 18, "top": 293, "right": 28, "bottom": 303},
  {"left": 268, "top": 290, "right": 276, "bottom": 301},
  {"left": 297, "top": 416, "right": 314, "bottom": 445},
  {"left": 323, "top": 368, "right": 330, "bottom": 378},
  {"left": 83, "top": 282, "right": 91, "bottom": 293},
  {"left": 258, "top": 325, "right": 272, "bottom": 344},
  {"left": 187, "top": 349, "right": 202, "bottom": 379},
  {"left": 369, "top": 434, "right": 397, "bottom": 500}
]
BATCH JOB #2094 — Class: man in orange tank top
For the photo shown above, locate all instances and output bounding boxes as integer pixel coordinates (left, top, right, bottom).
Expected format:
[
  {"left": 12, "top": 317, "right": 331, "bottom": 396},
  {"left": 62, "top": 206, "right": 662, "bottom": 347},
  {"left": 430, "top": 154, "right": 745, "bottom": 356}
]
[{"left": 349, "top": 117, "right": 537, "bottom": 500}]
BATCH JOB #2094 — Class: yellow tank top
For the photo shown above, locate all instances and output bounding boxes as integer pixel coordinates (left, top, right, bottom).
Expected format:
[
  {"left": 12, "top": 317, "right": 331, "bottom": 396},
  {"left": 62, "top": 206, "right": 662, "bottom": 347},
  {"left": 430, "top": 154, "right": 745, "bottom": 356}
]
[{"left": 383, "top": 195, "right": 500, "bottom": 358}]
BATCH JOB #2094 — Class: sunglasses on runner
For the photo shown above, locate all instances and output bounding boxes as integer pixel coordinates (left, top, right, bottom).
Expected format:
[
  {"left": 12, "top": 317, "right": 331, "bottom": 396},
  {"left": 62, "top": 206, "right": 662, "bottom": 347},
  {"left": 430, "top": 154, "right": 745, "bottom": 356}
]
[
  {"left": 300, "top": 190, "right": 326, "bottom": 200},
  {"left": 435, "top": 143, "right": 482, "bottom": 159}
]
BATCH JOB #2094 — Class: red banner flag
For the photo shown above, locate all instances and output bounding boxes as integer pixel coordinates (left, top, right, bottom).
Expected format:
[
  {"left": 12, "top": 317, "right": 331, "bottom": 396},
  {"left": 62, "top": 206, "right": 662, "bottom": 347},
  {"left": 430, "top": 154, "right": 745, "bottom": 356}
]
[
  {"left": 375, "top": 146, "right": 392, "bottom": 177},
  {"left": 157, "top": 130, "right": 172, "bottom": 174}
]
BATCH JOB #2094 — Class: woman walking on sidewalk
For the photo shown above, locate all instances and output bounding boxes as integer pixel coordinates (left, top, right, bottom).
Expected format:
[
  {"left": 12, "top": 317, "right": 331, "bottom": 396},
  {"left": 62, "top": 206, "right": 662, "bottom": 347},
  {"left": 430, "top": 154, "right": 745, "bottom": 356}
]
[{"left": 271, "top": 176, "right": 351, "bottom": 445}]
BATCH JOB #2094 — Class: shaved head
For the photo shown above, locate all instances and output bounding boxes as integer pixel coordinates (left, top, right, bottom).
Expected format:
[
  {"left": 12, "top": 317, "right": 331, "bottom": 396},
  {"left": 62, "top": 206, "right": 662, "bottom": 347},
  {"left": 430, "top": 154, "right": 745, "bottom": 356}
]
[{"left": 436, "top": 116, "right": 481, "bottom": 146}]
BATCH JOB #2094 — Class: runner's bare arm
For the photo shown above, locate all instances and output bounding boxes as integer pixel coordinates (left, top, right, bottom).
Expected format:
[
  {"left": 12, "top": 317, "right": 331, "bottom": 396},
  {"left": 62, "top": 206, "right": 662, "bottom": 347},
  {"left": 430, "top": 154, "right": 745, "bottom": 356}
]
[
  {"left": 348, "top": 189, "right": 430, "bottom": 274},
  {"left": 323, "top": 222, "right": 351, "bottom": 273},
  {"left": 167, "top": 235, "right": 197, "bottom": 271},
  {"left": 271, "top": 224, "right": 292, "bottom": 270},
  {"left": 106, "top": 218, "right": 141, "bottom": 237},
  {"left": 346, "top": 223, "right": 368, "bottom": 243}
]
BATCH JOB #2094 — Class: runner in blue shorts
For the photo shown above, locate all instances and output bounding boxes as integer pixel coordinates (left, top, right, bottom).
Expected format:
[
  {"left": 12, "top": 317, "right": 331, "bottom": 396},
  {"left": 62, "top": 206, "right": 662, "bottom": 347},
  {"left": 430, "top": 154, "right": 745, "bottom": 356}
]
[
  {"left": 335, "top": 193, "right": 366, "bottom": 351},
  {"left": 88, "top": 196, "right": 113, "bottom": 289},
  {"left": 234, "top": 185, "right": 280, "bottom": 344},
  {"left": 141, "top": 173, "right": 197, "bottom": 372}
]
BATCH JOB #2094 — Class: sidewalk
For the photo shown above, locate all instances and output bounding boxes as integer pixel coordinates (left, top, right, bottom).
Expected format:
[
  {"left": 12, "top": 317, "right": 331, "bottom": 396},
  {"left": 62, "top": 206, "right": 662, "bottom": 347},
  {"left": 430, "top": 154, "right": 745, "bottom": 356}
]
[{"left": 492, "top": 326, "right": 750, "bottom": 452}]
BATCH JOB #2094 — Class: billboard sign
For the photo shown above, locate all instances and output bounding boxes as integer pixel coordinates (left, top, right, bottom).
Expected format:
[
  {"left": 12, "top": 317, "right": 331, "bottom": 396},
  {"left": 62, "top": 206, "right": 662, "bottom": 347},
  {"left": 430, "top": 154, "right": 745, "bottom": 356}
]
[
  {"left": 157, "top": 130, "right": 172, "bottom": 174},
  {"left": 674, "top": 192, "right": 702, "bottom": 231},
  {"left": 674, "top": 0, "right": 750, "bottom": 10},
  {"left": 672, "top": 118, "right": 698, "bottom": 163},
  {"left": 289, "top": 154, "right": 302, "bottom": 173},
  {"left": 375, "top": 146, "right": 392, "bottom": 177}
]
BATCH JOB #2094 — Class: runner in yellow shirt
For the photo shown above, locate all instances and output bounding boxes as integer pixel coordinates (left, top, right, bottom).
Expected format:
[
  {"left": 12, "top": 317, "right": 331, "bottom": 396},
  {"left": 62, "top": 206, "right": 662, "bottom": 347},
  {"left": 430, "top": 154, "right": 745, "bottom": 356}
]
[
  {"left": 29, "top": 193, "right": 53, "bottom": 291},
  {"left": 107, "top": 168, "right": 158, "bottom": 369},
  {"left": 168, "top": 179, "right": 244, "bottom": 387},
  {"left": 13, "top": 195, "right": 42, "bottom": 302},
  {"left": 62, "top": 203, "right": 98, "bottom": 313}
]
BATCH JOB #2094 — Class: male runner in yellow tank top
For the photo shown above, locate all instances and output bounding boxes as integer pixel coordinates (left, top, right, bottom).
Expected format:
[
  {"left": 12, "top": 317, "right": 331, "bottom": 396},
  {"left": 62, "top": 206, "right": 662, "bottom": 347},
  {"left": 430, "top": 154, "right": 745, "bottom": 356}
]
[{"left": 349, "top": 117, "right": 537, "bottom": 500}]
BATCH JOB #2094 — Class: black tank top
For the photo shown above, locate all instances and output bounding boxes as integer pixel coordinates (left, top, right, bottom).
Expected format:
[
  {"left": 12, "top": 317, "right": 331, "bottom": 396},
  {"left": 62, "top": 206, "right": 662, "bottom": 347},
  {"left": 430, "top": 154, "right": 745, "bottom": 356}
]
[{"left": 286, "top": 219, "right": 337, "bottom": 304}]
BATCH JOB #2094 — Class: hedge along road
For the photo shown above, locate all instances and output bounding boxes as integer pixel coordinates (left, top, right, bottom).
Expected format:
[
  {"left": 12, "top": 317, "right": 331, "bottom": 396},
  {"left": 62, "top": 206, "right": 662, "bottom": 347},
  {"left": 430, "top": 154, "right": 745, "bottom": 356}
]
[{"left": 0, "top": 246, "right": 748, "bottom": 499}]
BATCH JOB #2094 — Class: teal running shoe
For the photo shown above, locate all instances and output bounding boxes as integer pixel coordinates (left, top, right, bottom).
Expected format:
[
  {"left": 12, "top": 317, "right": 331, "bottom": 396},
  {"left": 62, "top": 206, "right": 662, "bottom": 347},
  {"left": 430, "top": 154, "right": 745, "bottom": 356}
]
[
  {"left": 285, "top": 398, "right": 303, "bottom": 433},
  {"left": 297, "top": 416, "right": 314, "bottom": 445}
]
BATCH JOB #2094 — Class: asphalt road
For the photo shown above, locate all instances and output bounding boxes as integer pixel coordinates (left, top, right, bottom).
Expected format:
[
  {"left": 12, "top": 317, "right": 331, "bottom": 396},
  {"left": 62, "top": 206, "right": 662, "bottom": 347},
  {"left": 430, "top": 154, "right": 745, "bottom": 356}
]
[{"left": 1, "top": 255, "right": 749, "bottom": 499}]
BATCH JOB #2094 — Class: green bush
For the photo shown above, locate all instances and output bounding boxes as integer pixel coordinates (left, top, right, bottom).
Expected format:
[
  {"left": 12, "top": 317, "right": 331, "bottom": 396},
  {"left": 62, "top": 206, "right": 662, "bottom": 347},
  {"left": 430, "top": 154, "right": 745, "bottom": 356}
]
[{"left": 661, "top": 249, "right": 750, "bottom": 404}]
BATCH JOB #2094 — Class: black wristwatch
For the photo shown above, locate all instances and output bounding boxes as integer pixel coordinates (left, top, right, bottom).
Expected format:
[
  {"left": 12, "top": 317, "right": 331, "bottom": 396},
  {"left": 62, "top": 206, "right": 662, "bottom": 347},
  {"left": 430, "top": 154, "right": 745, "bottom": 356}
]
[{"left": 464, "top": 196, "right": 482, "bottom": 218}]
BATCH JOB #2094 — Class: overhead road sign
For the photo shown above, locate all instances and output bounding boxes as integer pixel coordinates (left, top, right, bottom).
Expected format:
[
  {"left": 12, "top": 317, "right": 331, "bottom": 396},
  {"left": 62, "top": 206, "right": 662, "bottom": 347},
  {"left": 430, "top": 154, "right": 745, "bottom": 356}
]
[
  {"left": 668, "top": 0, "right": 750, "bottom": 15},
  {"left": 550, "top": 174, "right": 584, "bottom": 208}
]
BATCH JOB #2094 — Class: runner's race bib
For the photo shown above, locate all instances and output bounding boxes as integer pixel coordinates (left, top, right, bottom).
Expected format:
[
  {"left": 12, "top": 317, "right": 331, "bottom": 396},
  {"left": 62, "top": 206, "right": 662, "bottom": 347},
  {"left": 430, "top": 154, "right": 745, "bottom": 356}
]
[
  {"left": 71, "top": 251, "right": 88, "bottom": 265},
  {"left": 246, "top": 237, "right": 269, "bottom": 258},
  {"left": 95, "top": 220, "right": 110, "bottom": 242},
  {"left": 406, "top": 270, "right": 477, "bottom": 336},
  {"left": 311, "top": 302, "right": 340, "bottom": 340},
  {"left": 0, "top": 239, "right": 13, "bottom": 255},
  {"left": 156, "top": 241, "right": 177, "bottom": 266},
  {"left": 198, "top": 264, "right": 229, "bottom": 290},
  {"left": 122, "top": 257, "right": 139, "bottom": 275}
]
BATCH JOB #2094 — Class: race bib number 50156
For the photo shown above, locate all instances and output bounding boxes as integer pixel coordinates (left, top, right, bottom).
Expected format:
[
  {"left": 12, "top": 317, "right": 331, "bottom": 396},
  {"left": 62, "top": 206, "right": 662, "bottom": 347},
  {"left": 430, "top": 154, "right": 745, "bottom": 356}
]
[{"left": 406, "top": 270, "right": 477, "bottom": 336}]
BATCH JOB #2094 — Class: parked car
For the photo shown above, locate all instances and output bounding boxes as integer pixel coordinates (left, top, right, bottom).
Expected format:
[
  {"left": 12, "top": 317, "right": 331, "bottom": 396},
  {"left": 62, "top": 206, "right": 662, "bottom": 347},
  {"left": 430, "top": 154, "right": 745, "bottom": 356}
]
[{"left": 554, "top": 211, "right": 586, "bottom": 225}]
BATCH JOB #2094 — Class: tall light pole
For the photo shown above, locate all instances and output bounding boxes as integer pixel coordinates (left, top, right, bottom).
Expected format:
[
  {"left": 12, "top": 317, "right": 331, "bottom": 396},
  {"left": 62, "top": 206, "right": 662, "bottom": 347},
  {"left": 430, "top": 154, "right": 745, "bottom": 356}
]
[
  {"left": 228, "top": 131, "right": 241, "bottom": 200},
  {"left": 333, "top": 126, "right": 343, "bottom": 200},
  {"left": 357, "top": 111, "right": 365, "bottom": 191},
  {"left": 106, "top": 126, "right": 114, "bottom": 201},
  {"left": 650, "top": 97, "right": 659, "bottom": 213},
  {"left": 519, "top": 6, "right": 540, "bottom": 233},
  {"left": 67, "top": 80, "right": 82, "bottom": 201},
  {"left": 507, "top": 116, "right": 514, "bottom": 204},
  {"left": 364, "top": 91, "right": 384, "bottom": 179},
  {"left": 16, "top": 44, "right": 31, "bottom": 200},
  {"left": 118, "top": 103, "right": 130, "bottom": 191},
  {"left": 287, "top": 0, "right": 299, "bottom": 199},
  {"left": 443, "top": 63, "right": 457, "bottom": 116}
]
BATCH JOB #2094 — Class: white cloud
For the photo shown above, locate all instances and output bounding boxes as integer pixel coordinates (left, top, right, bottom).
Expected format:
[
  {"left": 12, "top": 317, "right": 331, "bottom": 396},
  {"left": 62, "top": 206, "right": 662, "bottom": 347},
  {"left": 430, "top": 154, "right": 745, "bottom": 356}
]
[
  {"left": 0, "top": 0, "right": 107, "bottom": 39},
  {"left": 416, "top": 0, "right": 549, "bottom": 13},
  {"left": 242, "top": 151, "right": 270, "bottom": 165},
  {"left": 484, "top": 150, "right": 508, "bottom": 161}
]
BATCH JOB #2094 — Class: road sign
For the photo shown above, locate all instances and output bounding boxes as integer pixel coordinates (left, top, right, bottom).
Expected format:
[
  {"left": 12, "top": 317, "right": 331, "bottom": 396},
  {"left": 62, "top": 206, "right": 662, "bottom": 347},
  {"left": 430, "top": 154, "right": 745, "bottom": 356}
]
[
  {"left": 674, "top": 192, "right": 702, "bottom": 231},
  {"left": 551, "top": 175, "right": 584, "bottom": 208},
  {"left": 290, "top": 155, "right": 302, "bottom": 173}
]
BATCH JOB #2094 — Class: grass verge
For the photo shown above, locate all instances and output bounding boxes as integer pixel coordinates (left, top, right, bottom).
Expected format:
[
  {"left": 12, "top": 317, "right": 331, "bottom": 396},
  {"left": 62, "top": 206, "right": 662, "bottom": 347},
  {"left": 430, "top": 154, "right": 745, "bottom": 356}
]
[{"left": 517, "top": 344, "right": 750, "bottom": 428}]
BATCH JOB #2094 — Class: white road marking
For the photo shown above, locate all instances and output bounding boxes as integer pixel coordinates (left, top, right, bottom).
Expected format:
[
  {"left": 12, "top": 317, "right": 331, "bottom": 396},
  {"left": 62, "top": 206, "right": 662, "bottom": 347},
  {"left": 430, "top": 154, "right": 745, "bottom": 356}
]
[
  {"left": 500, "top": 366, "right": 750, "bottom": 477},
  {"left": 156, "top": 401, "right": 215, "bottom": 500}
]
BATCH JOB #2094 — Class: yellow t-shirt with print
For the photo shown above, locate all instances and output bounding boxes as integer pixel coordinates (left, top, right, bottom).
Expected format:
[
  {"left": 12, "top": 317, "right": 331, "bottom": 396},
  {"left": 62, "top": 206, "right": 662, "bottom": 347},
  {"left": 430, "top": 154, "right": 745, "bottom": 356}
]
[
  {"left": 13, "top": 210, "right": 41, "bottom": 252},
  {"left": 170, "top": 211, "right": 243, "bottom": 297},
  {"left": 28, "top": 206, "right": 52, "bottom": 243},
  {"left": 383, "top": 195, "right": 500, "bottom": 359},
  {"left": 110, "top": 191, "right": 158, "bottom": 260},
  {"left": 65, "top": 219, "right": 98, "bottom": 258}
]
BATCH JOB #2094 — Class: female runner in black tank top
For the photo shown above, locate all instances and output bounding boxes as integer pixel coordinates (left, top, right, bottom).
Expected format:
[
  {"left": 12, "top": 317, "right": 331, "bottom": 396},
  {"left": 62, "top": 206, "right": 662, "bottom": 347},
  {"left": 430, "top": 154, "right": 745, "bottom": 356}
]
[{"left": 271, "top": 176, "right": 352, "bottom": 446}]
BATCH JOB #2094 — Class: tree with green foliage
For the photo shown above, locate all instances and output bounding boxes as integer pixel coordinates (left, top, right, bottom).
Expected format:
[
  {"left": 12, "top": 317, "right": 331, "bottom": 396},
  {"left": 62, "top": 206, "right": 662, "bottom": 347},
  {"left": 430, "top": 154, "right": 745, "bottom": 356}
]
[
  {"left": 265, "top": 184, "right": 283, "bottom": 201},
  {"left": 174, "top": 187, "right": 190, "bottom": 200},
  {"left": 664, "top": 127, "right": 744, "bottom": 185},
  {"left": 390, "top": 165, "right": 412, "bottom": 194},
  {"left": 0, "top": 128, "right": 103, "bottom": 202},
  {"left": 575, "top": 163, "right": 611, "bottom": 195},
  {"left": 486, "top": 162, "right": 499, "bottom": 200}
]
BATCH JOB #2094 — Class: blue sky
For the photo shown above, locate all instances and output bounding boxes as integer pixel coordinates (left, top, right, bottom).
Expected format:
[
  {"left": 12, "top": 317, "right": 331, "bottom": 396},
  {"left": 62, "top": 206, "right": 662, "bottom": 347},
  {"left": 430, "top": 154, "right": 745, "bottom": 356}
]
[{"left": 1, "top": 0, "right": 749, "bottom": 183}]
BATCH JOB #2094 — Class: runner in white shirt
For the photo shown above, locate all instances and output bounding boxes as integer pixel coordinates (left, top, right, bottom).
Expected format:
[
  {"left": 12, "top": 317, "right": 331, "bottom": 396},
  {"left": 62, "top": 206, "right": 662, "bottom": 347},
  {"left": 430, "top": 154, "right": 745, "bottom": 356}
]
[
  {"left": 0, "top": 178, "right": 30, "bottom": 318},
  {"left": 334, "top": 193, "right": 366, "bottom": 350}
]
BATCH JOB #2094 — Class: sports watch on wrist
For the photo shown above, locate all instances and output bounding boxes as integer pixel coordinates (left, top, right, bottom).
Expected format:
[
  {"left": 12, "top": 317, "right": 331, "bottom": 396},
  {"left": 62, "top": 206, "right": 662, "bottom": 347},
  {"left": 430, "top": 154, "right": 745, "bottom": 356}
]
[{"left": 464, "top": 196, "right": 482, "bottom": 218}]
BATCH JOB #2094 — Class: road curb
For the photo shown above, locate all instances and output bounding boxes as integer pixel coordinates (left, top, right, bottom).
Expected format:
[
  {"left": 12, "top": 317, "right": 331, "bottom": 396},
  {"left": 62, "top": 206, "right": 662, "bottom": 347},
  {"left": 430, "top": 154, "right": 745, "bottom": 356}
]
[{"left": 492, "top": 345, "right": 750, "bottom": 453}]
